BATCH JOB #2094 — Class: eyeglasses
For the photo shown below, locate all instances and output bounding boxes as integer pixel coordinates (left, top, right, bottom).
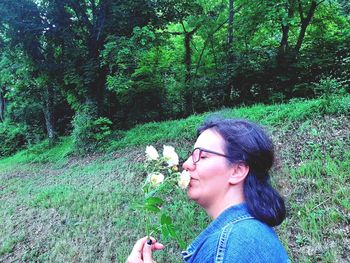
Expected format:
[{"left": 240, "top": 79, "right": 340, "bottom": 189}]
[{"left": 189, "top": 147, "right": 232, "bottom": 164}]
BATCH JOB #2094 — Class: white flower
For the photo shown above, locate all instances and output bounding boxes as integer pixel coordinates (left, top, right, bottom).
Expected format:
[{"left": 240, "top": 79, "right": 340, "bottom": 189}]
[
  {"left": 148, "top": 172, "right": 165, "bottom": 187},
  {"left": 178, "top": 170, "right": 191, "bottom": 189},
  {"left": 145, "top": 145, "right": 159, "bottom": 160},
  {"left": 163, "top": 145, "right": 179, "bottom": 167}
]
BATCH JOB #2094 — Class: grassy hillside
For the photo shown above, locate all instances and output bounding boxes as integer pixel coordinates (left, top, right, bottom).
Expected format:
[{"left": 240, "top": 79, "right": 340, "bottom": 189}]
[{"left": 1, "top": 96, "right": 350, "bottom": 262}]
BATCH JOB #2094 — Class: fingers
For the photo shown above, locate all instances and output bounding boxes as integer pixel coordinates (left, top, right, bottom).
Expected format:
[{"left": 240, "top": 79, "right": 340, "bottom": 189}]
[
  {"left": 127, "top": 237, "right": 150, "bottom": 263},
  {"left": 146, "top": 238, "right": 165, "bottom": 251},
  {"left": 131, "top": 236, "right": 149, "bottom": 255},
  {"left": 152, "top": 242, "right": 165, "bottom": 251},
  {"left": 127, "top": 236, "right": 165, "bottom": 263},
  {"left": 142, "top": 239, "right": 154, "bottom": 263},
  {"left": 142, "top": 238, "right": 166, "bottom": 263}
]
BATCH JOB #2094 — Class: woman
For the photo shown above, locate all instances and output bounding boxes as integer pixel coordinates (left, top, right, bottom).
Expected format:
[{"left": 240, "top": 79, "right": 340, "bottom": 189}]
[{"left": 127, "top": 118, "right": 289, "bottom": 263}]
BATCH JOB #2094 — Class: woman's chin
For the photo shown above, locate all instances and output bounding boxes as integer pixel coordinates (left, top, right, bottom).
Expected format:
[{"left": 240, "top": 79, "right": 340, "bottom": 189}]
[{"left": 187, "top": 187, "right": 198, "bottom": 201}]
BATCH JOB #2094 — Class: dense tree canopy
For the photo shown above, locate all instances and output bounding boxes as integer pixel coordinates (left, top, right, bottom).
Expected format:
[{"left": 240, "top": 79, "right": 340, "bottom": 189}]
[{"left": 0, "top": 0, "right": 349, "bottom": 154}]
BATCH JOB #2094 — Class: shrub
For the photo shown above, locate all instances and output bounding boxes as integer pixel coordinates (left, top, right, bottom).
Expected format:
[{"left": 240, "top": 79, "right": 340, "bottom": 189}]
[
  {"left": 72, "top": 108, "right": 113, "bottom": 154},
  {"left": 313, "top": 77, "right": 345, "bottom": 99},
  {"left": 313, "top": 77, "right": 347, "bottom": 113},
  {"left": 0, "top": 121, "right": 28, "bottom": 157}
]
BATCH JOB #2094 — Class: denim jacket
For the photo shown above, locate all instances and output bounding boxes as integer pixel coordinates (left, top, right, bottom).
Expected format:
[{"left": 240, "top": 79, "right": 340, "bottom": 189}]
[{"left": 181, "top": 203, "right": 289, "bottom": 263}]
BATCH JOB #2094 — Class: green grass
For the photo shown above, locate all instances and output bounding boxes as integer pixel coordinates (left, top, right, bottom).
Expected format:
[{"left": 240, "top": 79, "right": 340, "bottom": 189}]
[
  {"left": 0, "top": 95, "right": 349, "bottom": 262},
  {"left": 0, "top": 137, "right": 73, "bottom": 172},
  {"left": 110, "top": 95, "right": 350, "bottom": 151}
]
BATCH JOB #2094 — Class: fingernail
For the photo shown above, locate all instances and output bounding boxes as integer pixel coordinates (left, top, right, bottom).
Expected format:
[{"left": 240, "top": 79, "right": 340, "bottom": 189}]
[{"left": 147, "top": 239, "right": 152, "bottom": 245}]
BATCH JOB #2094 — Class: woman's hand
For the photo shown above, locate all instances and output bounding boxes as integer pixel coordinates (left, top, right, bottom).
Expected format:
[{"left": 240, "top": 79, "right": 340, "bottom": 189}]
[{"left": 126, "top": 236, "right": 165, "bottom": 263}]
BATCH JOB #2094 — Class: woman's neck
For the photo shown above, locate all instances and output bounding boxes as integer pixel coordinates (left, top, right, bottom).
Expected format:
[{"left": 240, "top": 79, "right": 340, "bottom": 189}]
[{"left": 206, "top": 187, "right": 245, "bottom": 219}]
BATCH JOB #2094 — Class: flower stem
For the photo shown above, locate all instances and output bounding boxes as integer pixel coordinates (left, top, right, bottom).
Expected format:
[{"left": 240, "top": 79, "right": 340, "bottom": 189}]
[{"left": 145, "top": 212, "right": 151, "bottom": 240}]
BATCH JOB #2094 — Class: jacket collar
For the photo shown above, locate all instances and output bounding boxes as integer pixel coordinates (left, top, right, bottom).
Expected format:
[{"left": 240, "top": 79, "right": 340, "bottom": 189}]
[{"left": 185, "top": 203, "right": 252, "bottom": 254}]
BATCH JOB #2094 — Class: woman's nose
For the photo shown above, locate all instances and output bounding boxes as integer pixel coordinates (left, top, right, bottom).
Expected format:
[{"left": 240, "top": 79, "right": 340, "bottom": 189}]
[{"left": 182, "top": 156, "right": 195, "bottom": 171}]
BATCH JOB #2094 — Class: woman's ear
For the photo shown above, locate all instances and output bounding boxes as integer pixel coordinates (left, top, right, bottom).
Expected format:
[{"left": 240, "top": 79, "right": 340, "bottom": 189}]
[{"left": 228, "top": 164, "right": 249, "bottom": 185}]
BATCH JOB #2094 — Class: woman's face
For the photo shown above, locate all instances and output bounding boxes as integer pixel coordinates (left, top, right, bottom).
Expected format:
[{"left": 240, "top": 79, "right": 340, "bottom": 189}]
[{"left": 182, "top": 129, "right": 234, "bottom": 209}]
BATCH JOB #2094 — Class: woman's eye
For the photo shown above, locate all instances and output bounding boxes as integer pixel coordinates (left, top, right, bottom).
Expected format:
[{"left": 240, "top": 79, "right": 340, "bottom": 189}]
[{"left": 200, "top": 155, "right": 208, "bottom": 159}]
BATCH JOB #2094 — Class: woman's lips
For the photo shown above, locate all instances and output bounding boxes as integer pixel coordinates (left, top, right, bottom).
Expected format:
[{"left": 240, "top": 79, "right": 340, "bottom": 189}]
[{"left": 189, "top": 178, "right": 198, "bottom": 186}]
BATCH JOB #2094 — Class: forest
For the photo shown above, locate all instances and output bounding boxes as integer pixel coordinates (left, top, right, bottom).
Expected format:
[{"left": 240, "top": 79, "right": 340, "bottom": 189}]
[
  {"left": 1, "top": 1, "right": 350, "bottom": 262},
  {"left": 0, "top": 0, "right": 349, "bottom": 154}
]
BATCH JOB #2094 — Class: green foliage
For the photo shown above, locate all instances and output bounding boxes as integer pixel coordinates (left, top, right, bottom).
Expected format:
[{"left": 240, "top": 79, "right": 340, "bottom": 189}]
[
  {"left": 0, "top": 137, "right": 72, "bottom": 173},
  {"left": 0, "top": 235, "right": 25, "bottom": 256},
  {"left": 0, "top": 0, "right": 349, "bottom": 143},
  {"left": 313, "top": 76, "right": 346, "bottom": 98},
  {"left": 109, "top": 95, "right": 350, "bottom": 151},
  {"left": 26, "top": 137, "right": 73, "bottom": 164},
  {"left": 312, "top": 77, "right": 347, "bottom": 113},
  {"left": 32, "top": 185, "right": 75, "bottom": 209},
  {"left": 0, "top": 121, "right": 28, "bottom": 157},
  {"left": 103, "top": 26, "right": 167, "bottom": 126},
  {"left": 109, "top": 114, "right": 202, "bottom": 150},
  {"left": 72, "top": 107, "right": 112, "bottom": 154}
]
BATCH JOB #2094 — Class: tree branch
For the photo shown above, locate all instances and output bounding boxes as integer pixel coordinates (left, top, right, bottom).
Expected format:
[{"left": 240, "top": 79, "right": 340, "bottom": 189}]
[
  {"left": 195, "top": 18, "right": 229, "bottom": 74},
  {"left": 297, "top": 0, "right": 304, "bottom": 21},
  {"left": 163, "top": 31, "right": 183, "bottom": 35},
  {"left": 91, "top": 0, "right": 96, "bottom": 27},
  {"left": 95, "top": 0, "right": 106, "bottom": 42},
  {"left": 180, "top": 20, "right": 187, "bottom": 33},
  {"left": 316, "top": 0, "right": 326, "bottom": 6},
  {"left": 68, "top": 0, "right": 93, "bottom": 34},
  {"left": 295, "top": 0, "right": 317, "bottom": 52}
]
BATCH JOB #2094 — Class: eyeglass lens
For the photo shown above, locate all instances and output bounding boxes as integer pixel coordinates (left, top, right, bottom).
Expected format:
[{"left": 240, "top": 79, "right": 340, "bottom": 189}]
[{"left": 191, "top": 148, "right": 201, "bottom": 163}]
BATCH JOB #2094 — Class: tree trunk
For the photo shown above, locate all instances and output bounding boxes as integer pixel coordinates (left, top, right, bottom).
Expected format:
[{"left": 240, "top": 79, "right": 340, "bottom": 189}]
[
  {"left": 43, "top": 85, "right": 56, "bottom": 144},
  {"left": 227, "top": 0, "right": 235, "bottom": 103},
  {"left": 184, "top": 33, "right": 192, "bottom": 83},
  {"left": 0, "top": 90, "right": 5, "bottom": 122},
  {"left": 277, "top": 0, "right": 295, "bottom": 65},
  {"left": 184, "top": 32, "right": 194, "bottom": 115},
  {"left": 280, "top": 24, "right": 289, "bottom": 53},
  {"left": 227, "top": 0, "right": 234, "bottom": 64},
  {"left": 183, "top": 25, "right": 200, "bottom": 115},
  {"left": 211, "top": 38, "right": 219, "bottom": 72},
  {"left": 295, "top": 0, "right": 317, "bottom": 53}
]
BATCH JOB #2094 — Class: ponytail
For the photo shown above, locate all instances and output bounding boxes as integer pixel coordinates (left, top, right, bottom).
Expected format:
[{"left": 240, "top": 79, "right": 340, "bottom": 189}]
[{"left": 244, "top": 172, "right": 286, "bottom": 227}]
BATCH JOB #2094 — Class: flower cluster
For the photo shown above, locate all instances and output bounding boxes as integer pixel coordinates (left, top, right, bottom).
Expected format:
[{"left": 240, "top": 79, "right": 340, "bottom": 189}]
[
  {"left": 135, "top": 145, "right": 190, "bottom": 248},
  {"left": 145, "top": 145, "right": 190, "bottom": 189}
]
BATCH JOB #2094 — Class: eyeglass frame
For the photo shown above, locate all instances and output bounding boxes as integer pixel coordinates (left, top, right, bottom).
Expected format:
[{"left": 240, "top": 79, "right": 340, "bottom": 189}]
[{"left": 189, "top": 147, "right": 232, "bottom": 164}]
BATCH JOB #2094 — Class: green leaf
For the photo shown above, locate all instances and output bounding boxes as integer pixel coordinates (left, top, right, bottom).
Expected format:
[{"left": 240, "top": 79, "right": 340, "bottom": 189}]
[
  {"left": 168, "top": 224, "right": 177, "bottom": 238},
  {"left": 131, "top": 202, "right": 144, "bottom": 210},
  {"left": 145, "top": 183, "right": 167, "bottom": 198},
  {"left": 161, "top": 225, "right": 170, "bottom": 238},
  {"left": 160, "top": 218, "right": 176, "bottom": 238},
  {"left": 160, "top": 214, "right": 172, "bottom": 225},
  {"left": 144, "top": 204, "right": 161, "bottom": 213},
  {"left": 145, "top": 197, "right": 164, "bottom": 206},
  {"left": 178, "top": 239, "right": 187, "bottom": 250}
]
